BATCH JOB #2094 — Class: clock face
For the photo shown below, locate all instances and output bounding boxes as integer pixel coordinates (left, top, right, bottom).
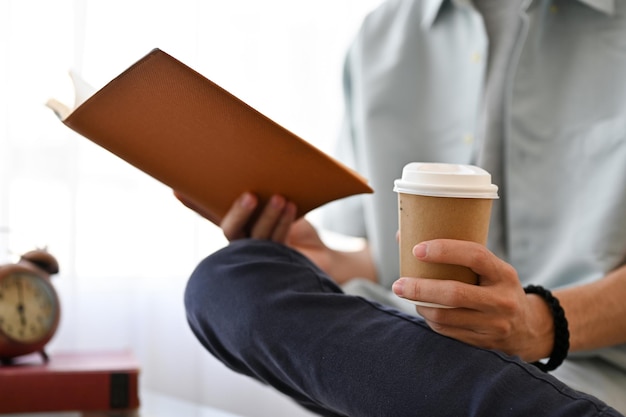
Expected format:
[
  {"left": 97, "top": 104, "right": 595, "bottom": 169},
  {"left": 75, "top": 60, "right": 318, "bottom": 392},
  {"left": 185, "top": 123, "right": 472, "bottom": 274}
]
[{"left": 0, "top": 271, "right": 59, "bottom": 343}]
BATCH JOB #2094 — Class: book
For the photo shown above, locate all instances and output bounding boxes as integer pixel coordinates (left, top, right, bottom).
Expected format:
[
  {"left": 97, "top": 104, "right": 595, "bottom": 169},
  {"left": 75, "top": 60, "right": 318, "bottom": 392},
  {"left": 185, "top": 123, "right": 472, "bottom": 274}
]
[
  {"left": 0, "top": 350, "right": 140, "bottom": 414},
  {"left": 46, "top": 48, "right": 372, "bottom": 224}
]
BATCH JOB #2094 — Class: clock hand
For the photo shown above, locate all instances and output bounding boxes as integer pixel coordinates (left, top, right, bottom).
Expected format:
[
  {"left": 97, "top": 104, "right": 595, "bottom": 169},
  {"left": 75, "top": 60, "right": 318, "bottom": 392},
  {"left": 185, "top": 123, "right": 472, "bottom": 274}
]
[{"left": 16, "top": 277, "right": 27, "bottom": 327}]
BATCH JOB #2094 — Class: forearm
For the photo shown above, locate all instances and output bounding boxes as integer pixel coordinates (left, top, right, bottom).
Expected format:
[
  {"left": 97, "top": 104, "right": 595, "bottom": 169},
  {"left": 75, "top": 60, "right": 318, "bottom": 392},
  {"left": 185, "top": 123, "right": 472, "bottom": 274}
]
[
  {"left": 554, "top": 263, "right": 626, "bottom": 353},
  {"left": 328, "top": 244, "right": 378, "bottom": 285}
]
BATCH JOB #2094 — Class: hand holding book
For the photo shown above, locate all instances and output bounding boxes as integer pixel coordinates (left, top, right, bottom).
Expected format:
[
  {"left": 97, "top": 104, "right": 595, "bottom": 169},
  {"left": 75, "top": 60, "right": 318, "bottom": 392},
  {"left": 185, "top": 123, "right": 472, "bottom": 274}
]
[{"left": 47, "top": 49, "right": 372, "bottom": 226}]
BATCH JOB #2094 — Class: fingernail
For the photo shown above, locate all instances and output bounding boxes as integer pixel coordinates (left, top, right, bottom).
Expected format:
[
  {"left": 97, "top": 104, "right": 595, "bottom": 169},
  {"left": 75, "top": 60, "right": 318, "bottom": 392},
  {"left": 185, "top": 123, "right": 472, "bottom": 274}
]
[
  {"left": 270, "top": 195, "right": 285, "bottom": 209},
  {"left": 285, "top": 201, "right": 298, "bottom": 216},
  {"left": 239, "top": 192, "right": 256, "bottom": 209},
  {"left": 392, "top": 279, "right": 404, "bottom": 295},
  {"left": 413, "top": 243, "right": 427, "bottom": 258}
]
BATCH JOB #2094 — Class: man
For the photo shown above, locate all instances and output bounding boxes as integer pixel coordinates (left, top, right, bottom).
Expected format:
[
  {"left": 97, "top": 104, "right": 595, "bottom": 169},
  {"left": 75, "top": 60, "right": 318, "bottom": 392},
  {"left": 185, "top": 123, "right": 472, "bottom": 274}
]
[{"left": 182, "top": 0, "right": 626, "bottom": 415}]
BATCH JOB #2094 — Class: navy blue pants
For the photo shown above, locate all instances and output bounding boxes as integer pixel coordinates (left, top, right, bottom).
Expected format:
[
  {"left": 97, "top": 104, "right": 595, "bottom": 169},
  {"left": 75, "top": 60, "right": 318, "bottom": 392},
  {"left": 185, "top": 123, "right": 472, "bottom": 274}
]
[{"left": 185, "top": 239, "right": 622, "bottom": 417}]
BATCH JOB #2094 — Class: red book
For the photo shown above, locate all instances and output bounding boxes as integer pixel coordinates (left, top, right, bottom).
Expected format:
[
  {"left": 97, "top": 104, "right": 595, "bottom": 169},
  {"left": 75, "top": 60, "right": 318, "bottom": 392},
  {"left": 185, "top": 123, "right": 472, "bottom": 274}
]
[{"left": 0, "top": 350, "right": 140, "bottom": 413}]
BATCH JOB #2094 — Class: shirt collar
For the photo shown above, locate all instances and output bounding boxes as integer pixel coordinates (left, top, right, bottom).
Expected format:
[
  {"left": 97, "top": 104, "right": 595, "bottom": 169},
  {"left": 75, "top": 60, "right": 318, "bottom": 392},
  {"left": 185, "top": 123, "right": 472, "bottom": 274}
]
[
  {"left": 421, "top": 0, "right": 446, "bottom": 29},
  {"left": 579, "top": 0, "right": 616, "bottom": 15},
  {"left": 421, "top": 0, "right": 616, "bottom": 29}
]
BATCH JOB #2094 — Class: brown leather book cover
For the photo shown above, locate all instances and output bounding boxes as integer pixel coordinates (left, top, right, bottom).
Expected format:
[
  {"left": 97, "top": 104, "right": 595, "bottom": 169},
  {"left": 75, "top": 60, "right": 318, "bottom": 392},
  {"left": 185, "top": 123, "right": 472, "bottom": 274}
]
[
  {"left": 48, "top": 48, "right": 372, "bottom": 223},
  {"left": 0, "top": 350, "right": 140, "bottom": 413}
]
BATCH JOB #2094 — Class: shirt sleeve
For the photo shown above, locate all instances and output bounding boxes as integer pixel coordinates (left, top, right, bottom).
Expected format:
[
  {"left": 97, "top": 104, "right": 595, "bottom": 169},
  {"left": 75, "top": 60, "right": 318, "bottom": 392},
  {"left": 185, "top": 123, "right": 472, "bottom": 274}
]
[{"left": 318, "top": 51, "right": 367, "bottom": 238}]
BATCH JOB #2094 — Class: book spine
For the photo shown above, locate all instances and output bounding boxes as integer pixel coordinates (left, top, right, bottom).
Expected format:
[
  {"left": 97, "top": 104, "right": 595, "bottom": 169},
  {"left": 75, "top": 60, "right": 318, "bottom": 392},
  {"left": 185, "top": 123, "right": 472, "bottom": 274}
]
[{"left": 0, "top": 371, "right": 139, "bottom": 413}]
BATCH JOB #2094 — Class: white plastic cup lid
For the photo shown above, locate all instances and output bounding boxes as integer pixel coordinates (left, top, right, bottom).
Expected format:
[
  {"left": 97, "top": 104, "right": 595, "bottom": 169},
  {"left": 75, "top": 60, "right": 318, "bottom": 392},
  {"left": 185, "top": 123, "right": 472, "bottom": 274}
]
[{"left": 393, "top": 162, "right": 499, "bottom": 199}]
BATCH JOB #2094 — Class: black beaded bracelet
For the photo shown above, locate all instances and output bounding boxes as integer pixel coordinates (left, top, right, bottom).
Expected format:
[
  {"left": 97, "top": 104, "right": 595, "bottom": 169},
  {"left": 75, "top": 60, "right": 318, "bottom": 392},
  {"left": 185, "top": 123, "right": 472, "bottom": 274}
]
[{"left": 524, "top": 285, "right": 570, "bottom": 372}]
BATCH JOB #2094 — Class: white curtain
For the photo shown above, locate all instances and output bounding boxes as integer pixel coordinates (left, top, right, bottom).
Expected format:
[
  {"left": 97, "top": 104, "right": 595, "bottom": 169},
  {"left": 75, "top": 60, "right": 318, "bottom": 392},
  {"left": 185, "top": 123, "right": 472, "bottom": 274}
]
[{"left": 0, "top": 1, "right": 381, "bottom": 416}]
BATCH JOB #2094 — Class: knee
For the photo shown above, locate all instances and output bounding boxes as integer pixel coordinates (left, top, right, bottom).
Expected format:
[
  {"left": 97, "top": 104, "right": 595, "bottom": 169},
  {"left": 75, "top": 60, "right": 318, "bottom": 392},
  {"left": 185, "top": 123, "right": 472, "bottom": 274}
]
[
  {"left": 185, "top": 239, "right": 263, "bottom": 320},
  {"left": 184, "top": 239, "right": 295, "bottom": 340}
]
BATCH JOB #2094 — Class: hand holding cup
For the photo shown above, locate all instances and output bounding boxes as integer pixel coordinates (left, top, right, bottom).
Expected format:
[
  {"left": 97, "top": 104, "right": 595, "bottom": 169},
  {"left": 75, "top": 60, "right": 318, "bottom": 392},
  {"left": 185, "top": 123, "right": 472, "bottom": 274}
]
[{"left": 393, "top": 163, "right": 499, "bottom": 307}]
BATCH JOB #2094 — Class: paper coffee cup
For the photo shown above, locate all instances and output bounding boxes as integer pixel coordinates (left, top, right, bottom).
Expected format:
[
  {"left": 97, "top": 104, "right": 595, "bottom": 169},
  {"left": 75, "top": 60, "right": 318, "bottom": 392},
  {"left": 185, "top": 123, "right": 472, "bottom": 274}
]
[{"left": 393, "top": 163, "right": 498, "bottom": 308}]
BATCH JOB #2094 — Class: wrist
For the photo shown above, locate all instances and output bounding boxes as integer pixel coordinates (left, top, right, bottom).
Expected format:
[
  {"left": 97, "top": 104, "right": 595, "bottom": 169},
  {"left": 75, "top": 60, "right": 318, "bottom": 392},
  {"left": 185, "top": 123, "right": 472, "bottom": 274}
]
[
  {"left": 524, "top": 285, "right": 570, "bottom": 372},
  {"left": 525, "top": 293, "right": 554, "bottom": 361},
  {"left": 329, "top": 246, "right": 377, "bottom": 285}
]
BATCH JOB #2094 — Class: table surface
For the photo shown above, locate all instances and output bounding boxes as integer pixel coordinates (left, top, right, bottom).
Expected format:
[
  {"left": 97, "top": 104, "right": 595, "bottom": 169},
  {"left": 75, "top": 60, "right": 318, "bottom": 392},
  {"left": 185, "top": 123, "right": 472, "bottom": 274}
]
[
  {"left": 139, "top": 390, "right": 244, "bottom": 417},
  {"left": 2, "top": 390, "right": 246, "bottom": 417}
]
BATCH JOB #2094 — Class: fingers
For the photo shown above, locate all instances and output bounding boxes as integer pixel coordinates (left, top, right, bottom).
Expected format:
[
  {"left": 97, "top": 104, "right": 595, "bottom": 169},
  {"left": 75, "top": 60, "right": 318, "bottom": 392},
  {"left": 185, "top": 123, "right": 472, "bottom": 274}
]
[
  {"left": 221, "top": 193, "right": 297, "bottom": 242},
  {"left": 411, "top": 239, "right": 516, "bottom": 286},
  {"left": 249, "top": 195, "right": 297, "bottom": 241},
  {"left": 392, "top": 239, "right": 519, "bottom": 307},
  {"left": 393, "top": 276, "right": 488, "bottom": 309},
  {"left": 419, "top": 309, "right": 515, "bottom": 351},
  {"left": 221, "top": 192, "right": 259, "bottom": 241}
]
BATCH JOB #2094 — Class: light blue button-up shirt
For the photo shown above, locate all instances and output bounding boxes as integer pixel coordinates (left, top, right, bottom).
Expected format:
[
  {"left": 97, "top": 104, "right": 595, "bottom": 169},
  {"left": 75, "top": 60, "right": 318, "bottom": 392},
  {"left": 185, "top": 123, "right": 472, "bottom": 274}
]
[{"left": 321, "top": 0, "right": 626, "bottom": 399}]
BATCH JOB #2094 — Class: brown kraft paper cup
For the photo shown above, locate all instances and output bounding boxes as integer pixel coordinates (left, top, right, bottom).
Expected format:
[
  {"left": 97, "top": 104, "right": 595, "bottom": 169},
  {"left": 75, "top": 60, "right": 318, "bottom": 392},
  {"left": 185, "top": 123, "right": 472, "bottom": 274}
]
[
  {"left": 394, "top": 163, "right": 499, "bottom": 296},
  {"left": 398, "top": 193, "right": 493, "bottom": 285}
]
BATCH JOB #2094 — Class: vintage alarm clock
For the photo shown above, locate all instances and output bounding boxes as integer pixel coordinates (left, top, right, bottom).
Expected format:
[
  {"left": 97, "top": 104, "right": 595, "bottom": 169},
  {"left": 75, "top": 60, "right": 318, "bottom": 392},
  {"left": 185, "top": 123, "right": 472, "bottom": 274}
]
[{"left": 0, "top": 249, "right": 60, "bottom": 364}]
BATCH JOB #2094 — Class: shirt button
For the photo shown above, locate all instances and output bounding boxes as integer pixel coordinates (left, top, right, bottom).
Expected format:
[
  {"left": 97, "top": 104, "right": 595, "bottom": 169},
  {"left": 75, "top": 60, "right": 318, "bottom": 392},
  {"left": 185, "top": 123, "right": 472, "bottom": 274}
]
[
  {"left": 471, "top": 52, "right": 482, "bottom": 63},
  {"left": 463, "top": 134, "right": 475, "bottom": 144}
]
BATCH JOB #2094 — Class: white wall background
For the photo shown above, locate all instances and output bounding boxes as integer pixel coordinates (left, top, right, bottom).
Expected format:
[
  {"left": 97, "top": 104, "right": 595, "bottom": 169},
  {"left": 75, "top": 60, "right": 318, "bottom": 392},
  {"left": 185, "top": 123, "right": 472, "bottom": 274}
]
[{"left": 0, "top": 1, "right": 382, "bottom": 416}]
